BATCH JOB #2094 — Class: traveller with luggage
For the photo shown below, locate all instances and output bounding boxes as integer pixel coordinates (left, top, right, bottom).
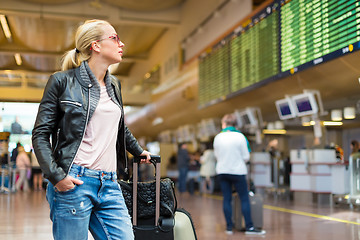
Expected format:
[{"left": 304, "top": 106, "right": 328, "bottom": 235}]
[
  {"left": 32, "top": 19, "right": 151, "bottom": 240},
  {"left": 213, "top": 114, "right": 266, "bottom": 235}
]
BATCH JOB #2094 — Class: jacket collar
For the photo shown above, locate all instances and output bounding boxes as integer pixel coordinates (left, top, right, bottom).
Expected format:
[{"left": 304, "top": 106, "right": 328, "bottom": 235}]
[{"left": 74, "top": 66, "right": 91, "bottom": 88}]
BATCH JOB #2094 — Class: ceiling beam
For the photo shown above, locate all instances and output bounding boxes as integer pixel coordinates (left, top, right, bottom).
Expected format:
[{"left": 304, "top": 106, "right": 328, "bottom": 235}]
[
  {"left": 0, "top": 49, "right": 147, "bottom": 63},
  {"left": 0, "top": 0, "right": 181, "bottom": 27}
]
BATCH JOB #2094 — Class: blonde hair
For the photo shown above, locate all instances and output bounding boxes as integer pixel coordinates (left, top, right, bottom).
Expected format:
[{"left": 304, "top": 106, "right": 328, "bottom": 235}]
[
  {"left": 18, "top": 146, "right": 25, "bottom": 153},
  {"left": 61, "top": 19, "right": 111, "bottom": 71}
]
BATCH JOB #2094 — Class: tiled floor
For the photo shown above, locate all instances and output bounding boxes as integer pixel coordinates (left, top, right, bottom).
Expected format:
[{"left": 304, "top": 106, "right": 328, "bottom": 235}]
[{"left": 1, "top": 189, "right": 360, "bottom": 239}]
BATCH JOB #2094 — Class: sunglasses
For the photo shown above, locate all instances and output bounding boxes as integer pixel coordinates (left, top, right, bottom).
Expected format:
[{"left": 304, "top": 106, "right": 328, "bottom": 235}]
[{"left": 90, "top": 34, "right": 122, "bottom": 50}]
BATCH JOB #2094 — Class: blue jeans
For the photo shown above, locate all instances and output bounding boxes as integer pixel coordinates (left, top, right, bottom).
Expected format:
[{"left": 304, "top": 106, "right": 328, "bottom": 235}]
[
  {"left": 46, "top": 164, "right": 134, "bottom": 240},
  {"left": 218, "top": 174, "right": 253, "bottom": 231},
  {"left": 178, "top": 167, "right": 188, "bottom": 193}
]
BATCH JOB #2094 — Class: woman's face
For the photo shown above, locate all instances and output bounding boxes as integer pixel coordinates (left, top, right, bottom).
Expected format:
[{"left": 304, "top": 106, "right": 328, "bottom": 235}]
[{"left": 97, "top": 24, "right": 125, "bottom": 64}]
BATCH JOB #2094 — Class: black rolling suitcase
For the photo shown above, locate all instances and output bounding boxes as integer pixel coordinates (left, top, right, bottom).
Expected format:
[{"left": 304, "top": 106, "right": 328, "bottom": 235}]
[
  {"left": 232, "top": 192, "right": 263, "bottom": 230},
  {"left": 131, "top": 155, "right": 174, "bottom": 240}
]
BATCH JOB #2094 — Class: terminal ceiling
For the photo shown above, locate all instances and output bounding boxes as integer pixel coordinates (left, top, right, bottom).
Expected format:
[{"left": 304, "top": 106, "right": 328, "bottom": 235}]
[{"left": 1, "top": 0, "right": 360, "bottom": 138}]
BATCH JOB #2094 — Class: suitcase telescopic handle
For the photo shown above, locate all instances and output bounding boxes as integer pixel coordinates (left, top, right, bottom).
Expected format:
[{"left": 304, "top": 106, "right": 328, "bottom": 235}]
[
  {"left": 132, "top": 155, "right": 161, "bottom": 227},
  {"left": 133, "top": 155, "right": 161, "bottom": 163}
]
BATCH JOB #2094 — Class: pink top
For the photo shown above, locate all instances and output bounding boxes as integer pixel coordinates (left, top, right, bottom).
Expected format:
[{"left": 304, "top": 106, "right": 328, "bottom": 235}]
[
  {"left": 73, "top": 86, "right": 121, "bottom": 172},
  {"left": 16, "top": 151, "right": 31, "bottom": 170}
]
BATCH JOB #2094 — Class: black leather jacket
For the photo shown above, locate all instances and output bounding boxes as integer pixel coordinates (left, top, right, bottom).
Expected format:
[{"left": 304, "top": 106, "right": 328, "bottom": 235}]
[{"left": 32, "top": 67, "right": 143, "bottom": 185}]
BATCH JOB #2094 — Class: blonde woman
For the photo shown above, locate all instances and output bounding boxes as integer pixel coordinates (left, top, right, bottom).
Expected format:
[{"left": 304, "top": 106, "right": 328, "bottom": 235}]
[
  {"left": 32, "top": 19, "right": 151, "bottom": 240},
  {"left": 15, "top": 146, "right": 30, "bottom": 192}
]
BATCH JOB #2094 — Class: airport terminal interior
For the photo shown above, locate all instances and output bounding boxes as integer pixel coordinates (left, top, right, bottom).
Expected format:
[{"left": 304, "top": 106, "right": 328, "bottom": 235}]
[{"left": 1, "top": 0, "right": 360, "bottom": 239}]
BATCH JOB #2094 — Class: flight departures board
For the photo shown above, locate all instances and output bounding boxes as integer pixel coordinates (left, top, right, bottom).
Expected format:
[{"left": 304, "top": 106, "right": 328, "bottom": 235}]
[
  {"left": 198, "top": 0, "right": 360, "bottom": 108},
  {"left": 199, "top": 1, "right": 279, "bottom": 107},
  {"left": 281, "top": 0, "right": 360, "bottom": 73}
]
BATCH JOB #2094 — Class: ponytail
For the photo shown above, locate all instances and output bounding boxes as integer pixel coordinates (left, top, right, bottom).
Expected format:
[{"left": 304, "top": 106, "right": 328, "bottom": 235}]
[{"left": 61, "top": 49, "right": 80, "bottom": 71}]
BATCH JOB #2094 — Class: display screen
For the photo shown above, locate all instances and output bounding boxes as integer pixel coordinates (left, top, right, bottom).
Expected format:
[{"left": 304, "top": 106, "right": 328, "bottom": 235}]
[
  {"left": 276, "top": 98, "right": 297, "bottom": 119},
  {"left": 198, "top": 1, "right": 360, "bottom": 108},
  {"left": 279, "top": 103, "right": 292, "bottom": 116},
  {"left": 198, "top": 41, "right": 231, "bottom": 106},
  {"left": 242, "top": 114, "right": 251, "bottom": 125},
  {"left": 280, "top": 0, "right": 360, "bottom": 73},
  {"left": 230, "top": 6, "right": 279, "bottom": 93},
  {"left": 291, "top": 92, "right": 319, "bottom": 116},
  {"left": 295, "top": 97, "right": 313, "bottom": 112},
  {"left": 198, "top": 2, "right": 279, "bottom": 108}
]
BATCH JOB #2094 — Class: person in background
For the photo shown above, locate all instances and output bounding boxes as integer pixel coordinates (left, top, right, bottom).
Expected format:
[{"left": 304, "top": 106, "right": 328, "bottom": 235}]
[
  {"left": 11, "top": 116, "right": 23, "bottom": 134},
  {"left": 351, "top": 140, "right": 360, "bottom": 154},
  {"left": 350, "top": 140, "right": 360, "bottom": 164},
  {"left": 30, "top": 149, "right": 43, "bottom": 191},
  {"left": 32, "top": 19, "right": 151, "bottom": 240},
  {"left": 199, "top": 142, "right": 216, "bottom": 195},
  {"left": 10, "top": 142, "right": 21, "bottom": 166},
  {"left": 213, "top": 114, "right": 266, "bottom": 235},
  {"left": 177, "top": 142, "right": 191, "bottom": 194},
  {"left": 15, "top": 146, "right": 30, "bottom": 192}
]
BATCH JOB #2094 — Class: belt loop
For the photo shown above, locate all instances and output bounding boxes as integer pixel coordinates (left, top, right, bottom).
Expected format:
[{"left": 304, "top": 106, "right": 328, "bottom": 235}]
[{"left": 79, "top": 165, "right": 85, "bottom": 176}]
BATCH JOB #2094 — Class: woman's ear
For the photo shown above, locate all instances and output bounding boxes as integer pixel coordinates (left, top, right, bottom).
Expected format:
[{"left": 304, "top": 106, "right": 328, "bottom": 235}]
[{"left": 90, "top": 41, "right": 101, "bottom": 52}]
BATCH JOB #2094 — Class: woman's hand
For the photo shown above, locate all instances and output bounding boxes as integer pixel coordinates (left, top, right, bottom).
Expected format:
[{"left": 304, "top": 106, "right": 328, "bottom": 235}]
[
  {"left": 140, "top": 150, "right": 152, "bottom": 164},
  {"left": 54, "top": 176, "right": 83, "bottom": 192}
]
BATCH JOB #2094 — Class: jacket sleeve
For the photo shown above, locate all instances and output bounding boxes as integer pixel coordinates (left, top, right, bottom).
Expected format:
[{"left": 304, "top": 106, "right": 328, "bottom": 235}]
[
  {"left": 124, "top": 124, "right": 144, "bottom": 157},
  {"left": 32, "top": 73, "right": 67, "bottom": 185}
]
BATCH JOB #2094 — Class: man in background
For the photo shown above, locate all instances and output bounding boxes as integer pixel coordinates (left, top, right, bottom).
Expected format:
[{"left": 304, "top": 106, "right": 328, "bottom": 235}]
[
  {"left": 213, "top": 114, "right": 265, "bottom": 235},
  {"left": 11, "top": 116, "right": 23, "bottom": 134},
  {"left": 177, "top": 142, "right": 190, "bottom": 194}
]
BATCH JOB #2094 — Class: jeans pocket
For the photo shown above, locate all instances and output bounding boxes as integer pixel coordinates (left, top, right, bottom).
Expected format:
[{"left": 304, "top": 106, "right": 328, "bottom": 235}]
[{"left": 56, "top": 185, "right": 78, "bottom": 194}]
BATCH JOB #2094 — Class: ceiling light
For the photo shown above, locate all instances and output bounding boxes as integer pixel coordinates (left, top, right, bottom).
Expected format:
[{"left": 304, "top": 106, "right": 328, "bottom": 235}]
[
  {"left": 0, "top": 15, "right": 12, "bottom": 40},
  {"left": 344, "top": 107, "right": 356, "bottom": 119},
  {"left": 14, "top": 53, "right": 22, "bottom": 66},
  {"left": 263, "top": 129, "right": 287, "bottom": 135},
  {"left": 331, "top": 109, "right": 342, "bottom": 121},
  {"left": 144, "top": 73, "right": 151, "bottom": 79},
  {"left": 322, "top": 121, "right": 343, "bottom": 126}
]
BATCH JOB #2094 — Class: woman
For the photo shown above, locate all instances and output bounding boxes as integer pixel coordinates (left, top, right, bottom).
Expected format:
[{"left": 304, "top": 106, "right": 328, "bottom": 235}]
[
  {"left": 199, "top": 142, "right": 216, "bottom": 194},
  {"left": 15, "top": 146, "right": 30, "bottom": 192},
  {"left": 32, "top": 19, "right": 151, "bottom": 240}
]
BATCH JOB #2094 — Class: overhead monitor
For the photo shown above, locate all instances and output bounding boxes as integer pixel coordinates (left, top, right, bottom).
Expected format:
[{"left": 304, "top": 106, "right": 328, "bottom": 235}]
[
  {"left": 275, "top": 98, "right": 296, "bottom": 120},
  {"left": 235, "top": 108, "right": 258, "bottom": 128},
  {"left": 291, "top": 92, "right": 319, "bottom": 117}
]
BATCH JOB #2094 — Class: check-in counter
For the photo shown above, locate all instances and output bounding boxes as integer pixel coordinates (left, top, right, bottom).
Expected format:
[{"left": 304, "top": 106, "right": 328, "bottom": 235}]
[
  {"left": 250, "top": 152, "right": 272, "bottom": 188},
  {"left": 290, "top": 149, "right": 349, "bottom": 194}
]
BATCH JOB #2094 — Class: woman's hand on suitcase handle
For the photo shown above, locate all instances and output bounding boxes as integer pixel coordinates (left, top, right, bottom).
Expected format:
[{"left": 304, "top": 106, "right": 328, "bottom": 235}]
[{"left": 140, "top": 150, "right": 152, "bottom": 164}]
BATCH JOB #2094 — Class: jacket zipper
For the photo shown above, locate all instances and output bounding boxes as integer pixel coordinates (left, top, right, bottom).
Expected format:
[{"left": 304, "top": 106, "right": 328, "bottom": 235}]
[
  {"left": 53, "top": 129, "right": 60, "bottom": 151},
  {"left": 66, "top": 84, "right": 92, "bottom": 175},
  {"left": 60, "top": 100, "right": 82, "bottom": 107},
  {"left": 122, "top": 111, "right": 129, "bottom": 174}
]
